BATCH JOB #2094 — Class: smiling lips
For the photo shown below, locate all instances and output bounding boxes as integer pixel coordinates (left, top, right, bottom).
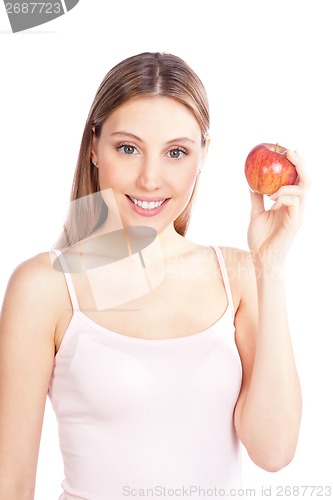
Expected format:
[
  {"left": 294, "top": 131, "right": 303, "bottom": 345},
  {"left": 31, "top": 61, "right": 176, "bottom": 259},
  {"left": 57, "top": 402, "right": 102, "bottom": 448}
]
[{"left": 126, "top": 195, "right": 170, "bottom": 216}]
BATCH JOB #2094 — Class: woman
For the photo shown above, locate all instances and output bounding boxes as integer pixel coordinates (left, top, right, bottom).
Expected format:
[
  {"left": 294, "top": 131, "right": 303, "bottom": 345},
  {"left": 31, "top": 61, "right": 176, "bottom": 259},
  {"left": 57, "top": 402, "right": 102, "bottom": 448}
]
[{"left": 0, "top": 52, "right": 309, "bottom": 499}]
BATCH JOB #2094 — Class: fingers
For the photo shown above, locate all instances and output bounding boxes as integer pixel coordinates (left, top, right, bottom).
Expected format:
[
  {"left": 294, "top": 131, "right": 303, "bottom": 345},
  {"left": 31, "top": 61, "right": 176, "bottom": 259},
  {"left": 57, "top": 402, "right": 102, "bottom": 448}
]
[
  {"left": 270, "top": 194, "right": 300, "bottom": 212},
  {"left": 270, "top": 170, "right": 308, "bottom": 215},
  {"left": 270, "top": 184, "right": 304, "bottom": 200},
  {"left": 248, "top": 148, "right": 310, "bottom": 225},
  {"left": 286, "top": 149, "right": 312, "bottom": 189},
  {"left": 269, "top": 185, "right": 304, "bottom": 225}
]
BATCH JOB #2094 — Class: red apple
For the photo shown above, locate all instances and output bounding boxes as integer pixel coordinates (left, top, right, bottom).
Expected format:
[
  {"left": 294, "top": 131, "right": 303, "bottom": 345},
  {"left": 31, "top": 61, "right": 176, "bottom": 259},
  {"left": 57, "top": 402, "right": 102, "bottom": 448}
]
[{"left": 245, "top": 143, "right": 298, "bottom": 195}]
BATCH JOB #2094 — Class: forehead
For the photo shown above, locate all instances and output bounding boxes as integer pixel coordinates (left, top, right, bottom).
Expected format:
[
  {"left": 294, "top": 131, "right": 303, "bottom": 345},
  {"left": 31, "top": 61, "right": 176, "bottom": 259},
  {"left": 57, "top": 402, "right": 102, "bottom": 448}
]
[{"left": 101, "top": 96, "right": 202, "bottom": 142}]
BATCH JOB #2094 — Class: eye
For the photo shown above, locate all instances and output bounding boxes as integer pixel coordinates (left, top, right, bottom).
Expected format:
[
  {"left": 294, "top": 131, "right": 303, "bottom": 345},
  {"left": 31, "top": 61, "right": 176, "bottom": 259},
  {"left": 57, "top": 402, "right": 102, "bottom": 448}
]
[
  {"left": 166, "top": 147, "right": 188, "bottom": 159},
  {"left": 117, "top": 143, "right": 139, "bottom": 155}
]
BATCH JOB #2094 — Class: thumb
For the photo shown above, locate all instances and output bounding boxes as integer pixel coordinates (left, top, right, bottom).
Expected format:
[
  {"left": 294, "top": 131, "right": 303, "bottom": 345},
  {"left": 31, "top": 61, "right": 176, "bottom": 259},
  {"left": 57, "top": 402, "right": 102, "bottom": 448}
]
[{"left": 249, "top": 188, "right": 264, "bottom": 219}]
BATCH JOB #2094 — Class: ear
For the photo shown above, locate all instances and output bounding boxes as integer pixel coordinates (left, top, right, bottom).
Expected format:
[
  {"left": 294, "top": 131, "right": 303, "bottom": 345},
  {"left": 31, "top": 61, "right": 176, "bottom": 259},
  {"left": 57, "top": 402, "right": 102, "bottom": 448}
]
[
  {"left": 91, "top": 126, "right": 98, "bottom": 166},
  {"left": 200, "top": 135, "right": 211, "bottom": 168}
]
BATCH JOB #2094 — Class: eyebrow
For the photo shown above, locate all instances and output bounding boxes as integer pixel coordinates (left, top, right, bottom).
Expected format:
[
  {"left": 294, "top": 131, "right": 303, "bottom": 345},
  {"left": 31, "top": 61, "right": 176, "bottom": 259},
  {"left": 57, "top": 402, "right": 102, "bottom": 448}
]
[{"left": 109, "top": 131, "right": 196, "bottom": 145}]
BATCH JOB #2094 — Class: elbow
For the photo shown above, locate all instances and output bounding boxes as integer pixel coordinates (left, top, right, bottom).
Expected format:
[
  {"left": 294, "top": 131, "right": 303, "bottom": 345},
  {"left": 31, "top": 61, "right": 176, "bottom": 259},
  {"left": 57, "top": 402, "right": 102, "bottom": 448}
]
[
  {"left": 236, "top": 407, "right": 302, "bottom": 473},
  {"left": 259, "top": 454, "right": 294, "bottom": 473},
  {"left": 239, "top": 422, "right": 301, "bottom": 473},
  {"left": 249, "top": 447, "right": 296, "bottom": 473}
]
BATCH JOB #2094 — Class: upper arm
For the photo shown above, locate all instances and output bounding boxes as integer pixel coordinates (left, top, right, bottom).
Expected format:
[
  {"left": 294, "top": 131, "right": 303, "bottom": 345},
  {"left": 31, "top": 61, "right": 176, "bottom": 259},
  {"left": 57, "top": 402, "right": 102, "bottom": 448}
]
[
  {"left": 222, "top": 248, "right": 258, "bottom": 435},
  {"left": 0, "top": 253, "right": 58, "bottom": 493}
]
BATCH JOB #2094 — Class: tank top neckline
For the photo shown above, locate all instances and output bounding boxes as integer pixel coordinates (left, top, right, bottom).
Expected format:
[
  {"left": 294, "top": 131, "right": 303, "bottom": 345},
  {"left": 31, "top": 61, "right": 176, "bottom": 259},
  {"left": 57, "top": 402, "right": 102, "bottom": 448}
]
[
  {"left": 53, "top": 245, "right": 235, "bottom": 349},
  {"left": 75, "top": 301, "right": 231, "bottom": 343}
]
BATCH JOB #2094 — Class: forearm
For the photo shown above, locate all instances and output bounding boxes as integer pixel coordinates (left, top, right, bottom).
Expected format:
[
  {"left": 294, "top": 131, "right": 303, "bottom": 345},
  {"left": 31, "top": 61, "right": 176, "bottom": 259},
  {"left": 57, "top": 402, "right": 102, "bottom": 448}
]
[{"left": 237, "top": 261, "right": 302, "bottom": 470}]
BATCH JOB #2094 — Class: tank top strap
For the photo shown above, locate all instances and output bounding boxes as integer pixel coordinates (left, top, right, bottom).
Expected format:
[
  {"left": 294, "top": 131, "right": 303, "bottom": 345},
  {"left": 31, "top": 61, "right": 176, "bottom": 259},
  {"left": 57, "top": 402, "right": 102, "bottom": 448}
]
[
  {"left": 211, "top": 246, "right": 235, "bottom": 319},
  {"left": 52, "top": 249, "right": 80, "bottom": 312}
]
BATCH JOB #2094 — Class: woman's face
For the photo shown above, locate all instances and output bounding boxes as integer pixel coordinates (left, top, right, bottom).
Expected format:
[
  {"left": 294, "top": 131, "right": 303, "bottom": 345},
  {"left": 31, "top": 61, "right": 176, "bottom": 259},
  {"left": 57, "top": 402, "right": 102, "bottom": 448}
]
[{"left": 91, "top": 96, "right": 209, "bottom": 235}]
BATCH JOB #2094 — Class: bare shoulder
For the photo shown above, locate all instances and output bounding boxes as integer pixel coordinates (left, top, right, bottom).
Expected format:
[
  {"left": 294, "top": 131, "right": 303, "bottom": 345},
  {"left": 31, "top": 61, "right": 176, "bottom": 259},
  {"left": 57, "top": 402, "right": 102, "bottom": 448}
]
[
  {"left": 219, "top": 246, "right": 256, "bottom": 277},
  {"left": 218, "top": 246, "right": 257, "bottom": 309},
  {"left": 6, "top": 251, "right": 59, "bottom": 290},
  {"left": 2, "top": 251, "right": 64, "bottom": 321},
  {"left": 219, "top": 246, "right": 253, "bottom": 266}
]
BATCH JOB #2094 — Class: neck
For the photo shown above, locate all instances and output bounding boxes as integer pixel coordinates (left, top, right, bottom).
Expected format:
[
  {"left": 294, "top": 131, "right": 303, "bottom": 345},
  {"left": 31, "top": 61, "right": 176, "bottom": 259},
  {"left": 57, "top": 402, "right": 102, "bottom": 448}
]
[
  {"left": 155, "top": 223, "right": 185, "bottom": 252},
  {"left": 85, "top": 219, "right": 189, "bottom": 259}
]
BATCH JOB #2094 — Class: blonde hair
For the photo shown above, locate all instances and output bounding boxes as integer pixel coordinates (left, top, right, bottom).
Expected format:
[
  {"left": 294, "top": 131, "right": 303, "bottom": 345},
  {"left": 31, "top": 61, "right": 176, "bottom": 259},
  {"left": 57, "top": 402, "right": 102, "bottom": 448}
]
[{"left": 53, "top": 52, "right": 210, "bottom": 249}]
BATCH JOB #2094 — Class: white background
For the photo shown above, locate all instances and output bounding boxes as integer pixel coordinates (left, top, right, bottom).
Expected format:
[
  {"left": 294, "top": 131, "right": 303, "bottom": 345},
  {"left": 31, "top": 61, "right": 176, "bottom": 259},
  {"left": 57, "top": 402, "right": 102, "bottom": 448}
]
[{"left": 0, "top": 1, "right": 332, "bottom": 498}]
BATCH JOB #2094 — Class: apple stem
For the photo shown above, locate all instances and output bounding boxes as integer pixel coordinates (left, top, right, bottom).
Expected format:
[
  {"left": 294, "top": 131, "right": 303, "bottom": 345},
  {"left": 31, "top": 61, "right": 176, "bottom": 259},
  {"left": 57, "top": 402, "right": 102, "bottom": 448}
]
[{"left": 275, "top": 143, "right": 279, "bottom": 152}]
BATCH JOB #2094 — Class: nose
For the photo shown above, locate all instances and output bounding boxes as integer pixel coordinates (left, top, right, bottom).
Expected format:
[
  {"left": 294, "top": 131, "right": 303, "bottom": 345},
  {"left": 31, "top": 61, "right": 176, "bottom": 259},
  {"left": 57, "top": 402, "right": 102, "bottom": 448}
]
[{"left": 135, "top": 156, "right": 162, "bottom": 191}]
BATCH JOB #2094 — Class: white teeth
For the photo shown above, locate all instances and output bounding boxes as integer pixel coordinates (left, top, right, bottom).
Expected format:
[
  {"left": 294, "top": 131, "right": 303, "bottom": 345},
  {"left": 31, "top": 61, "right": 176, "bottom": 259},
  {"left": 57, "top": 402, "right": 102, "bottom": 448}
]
[{"left": 129, "top": 196, "right": 165, "bottom": 210}]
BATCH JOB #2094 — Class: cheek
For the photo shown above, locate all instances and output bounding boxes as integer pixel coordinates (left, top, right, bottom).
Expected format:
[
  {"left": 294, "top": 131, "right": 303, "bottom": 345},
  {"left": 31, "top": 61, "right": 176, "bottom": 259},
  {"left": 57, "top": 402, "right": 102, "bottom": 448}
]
[
  {"left": 97, "top": 165, "right": 131, "bottom": 190},
  {"left": 96, "top": 146, "right": 127, "bottom": 188},
  {"left": 169, "top": 165, "right": 198, "bottom": 196}
]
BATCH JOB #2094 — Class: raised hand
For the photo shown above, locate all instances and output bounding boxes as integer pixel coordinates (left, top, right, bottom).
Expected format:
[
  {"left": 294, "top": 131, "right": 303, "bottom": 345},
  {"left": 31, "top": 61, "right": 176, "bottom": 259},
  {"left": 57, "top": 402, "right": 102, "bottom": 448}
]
[{"left": 247, "top": 150, "right": 310, "bottom": 265}]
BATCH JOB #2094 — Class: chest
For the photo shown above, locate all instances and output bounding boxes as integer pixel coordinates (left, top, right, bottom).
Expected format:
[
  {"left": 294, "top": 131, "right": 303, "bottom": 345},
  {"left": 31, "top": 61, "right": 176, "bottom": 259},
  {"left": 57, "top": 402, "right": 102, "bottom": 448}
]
[{"left": 55, "top": 248, "right": 230, "bottom": 346}]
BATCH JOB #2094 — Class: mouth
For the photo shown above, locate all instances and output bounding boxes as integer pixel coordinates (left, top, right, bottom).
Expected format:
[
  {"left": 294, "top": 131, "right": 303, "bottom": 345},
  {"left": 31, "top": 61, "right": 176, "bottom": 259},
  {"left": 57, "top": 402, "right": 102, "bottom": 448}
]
[{"left": 125, "top": 195, "right": 170, "bottom": 216}]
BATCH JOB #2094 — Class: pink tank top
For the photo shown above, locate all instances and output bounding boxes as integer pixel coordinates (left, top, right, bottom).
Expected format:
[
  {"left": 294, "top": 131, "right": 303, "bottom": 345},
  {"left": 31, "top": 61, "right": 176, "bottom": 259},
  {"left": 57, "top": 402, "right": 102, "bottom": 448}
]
[{"left": 48, "top": 246, "right": 242, "bottom": 500}]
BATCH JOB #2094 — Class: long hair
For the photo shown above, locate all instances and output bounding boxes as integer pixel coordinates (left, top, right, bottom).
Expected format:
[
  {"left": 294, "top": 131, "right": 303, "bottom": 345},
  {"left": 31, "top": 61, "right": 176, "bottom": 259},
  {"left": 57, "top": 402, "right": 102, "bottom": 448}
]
[{"left": 53, "top": 52, "right": 210, "bottom": 249}]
